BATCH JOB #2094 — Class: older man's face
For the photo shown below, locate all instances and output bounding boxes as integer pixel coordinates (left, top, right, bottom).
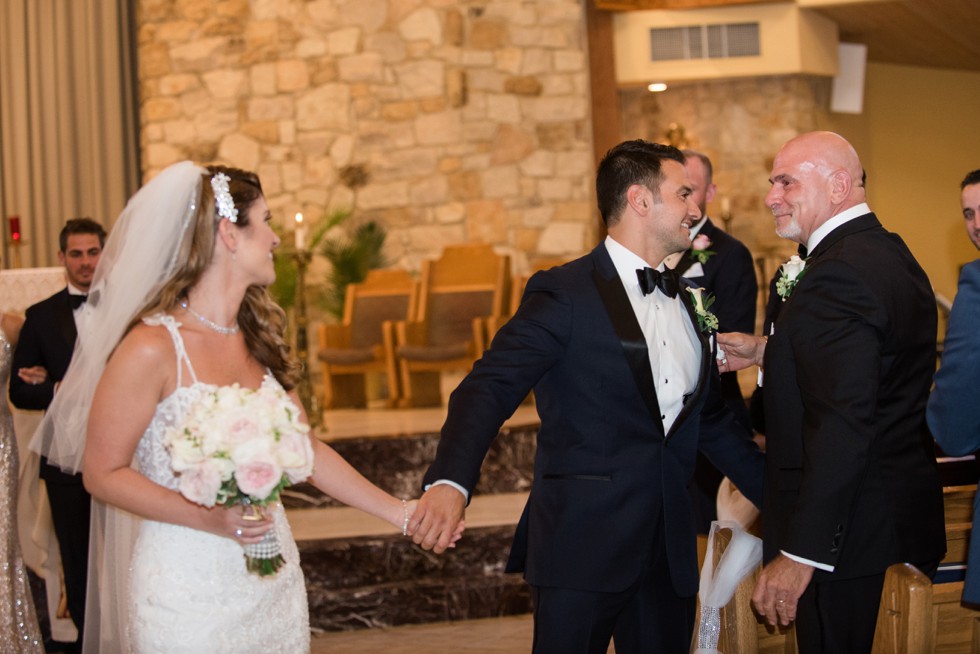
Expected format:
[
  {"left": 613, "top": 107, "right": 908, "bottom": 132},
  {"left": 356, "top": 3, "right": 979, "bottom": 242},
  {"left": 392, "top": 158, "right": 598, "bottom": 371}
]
[
  {"left": 765, "top": 144, "right": 835, "bottom": 246},
  {"left": 962, "top": 183, "right": 980, "bottom": 251}
]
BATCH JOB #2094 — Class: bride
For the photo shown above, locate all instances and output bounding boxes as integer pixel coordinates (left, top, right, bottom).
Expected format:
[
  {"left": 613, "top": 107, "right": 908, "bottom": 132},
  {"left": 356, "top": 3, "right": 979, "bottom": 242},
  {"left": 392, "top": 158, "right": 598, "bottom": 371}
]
[{"left": 33, "top": 162, "right": 461, "bottom": 653}]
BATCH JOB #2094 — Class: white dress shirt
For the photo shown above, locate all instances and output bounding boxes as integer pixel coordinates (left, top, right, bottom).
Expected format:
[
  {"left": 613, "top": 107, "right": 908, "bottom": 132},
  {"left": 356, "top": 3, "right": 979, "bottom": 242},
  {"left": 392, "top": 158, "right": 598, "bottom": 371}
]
[{"left": 605, "top": 236, "right": 700, "bottom": 433}]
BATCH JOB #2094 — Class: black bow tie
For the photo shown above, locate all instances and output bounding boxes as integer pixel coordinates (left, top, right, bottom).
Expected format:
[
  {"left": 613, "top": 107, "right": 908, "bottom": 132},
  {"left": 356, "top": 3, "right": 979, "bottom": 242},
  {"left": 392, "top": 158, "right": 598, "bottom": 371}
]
[
  {"left": 69, "top": 294, "right": 87, "bottom": 309},
  {"left": 636, "top": 267, "right": 679, "bottom": 299},
  {"left": 798, "top": 244, "right": 808, "bottom": 258}
]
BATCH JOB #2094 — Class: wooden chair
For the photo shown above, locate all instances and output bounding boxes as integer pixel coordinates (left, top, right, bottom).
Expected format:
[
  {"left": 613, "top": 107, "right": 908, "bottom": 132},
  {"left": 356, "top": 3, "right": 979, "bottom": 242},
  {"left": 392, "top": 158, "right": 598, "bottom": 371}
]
[
  {"left": 691, "top": 527, "right": 797, "bottom": 654},
  {"left": 317, "top": 268, "right": 418, "bottom": 409},
  {"left": 392, "top": 243, "right": 511, "bottom": 407}
]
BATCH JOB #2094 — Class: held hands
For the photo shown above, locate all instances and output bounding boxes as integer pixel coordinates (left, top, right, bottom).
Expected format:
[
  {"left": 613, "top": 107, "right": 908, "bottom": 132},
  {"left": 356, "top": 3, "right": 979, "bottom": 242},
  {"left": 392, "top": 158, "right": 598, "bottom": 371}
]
[
  {"left": 407, "top": 484, "right": 467, "bottom": 554},
  {"left": 17, "top": 365, "right": 48, "bottom": 386},
  {"left": 751, "top": 554, "right": 814, "bottom": 627},
  {"left": 716, "top": 333, "right": 767, "bottom": 374}
]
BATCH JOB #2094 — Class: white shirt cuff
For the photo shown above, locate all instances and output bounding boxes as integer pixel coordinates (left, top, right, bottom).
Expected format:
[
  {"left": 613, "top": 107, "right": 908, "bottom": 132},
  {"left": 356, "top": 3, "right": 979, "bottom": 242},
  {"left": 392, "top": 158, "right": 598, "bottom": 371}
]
[
  {"left": 781, "top": 549, "right": 835, "bottom": 572},
  {"left": 425, "top": 479, "right": 469, "bottom": 501}
]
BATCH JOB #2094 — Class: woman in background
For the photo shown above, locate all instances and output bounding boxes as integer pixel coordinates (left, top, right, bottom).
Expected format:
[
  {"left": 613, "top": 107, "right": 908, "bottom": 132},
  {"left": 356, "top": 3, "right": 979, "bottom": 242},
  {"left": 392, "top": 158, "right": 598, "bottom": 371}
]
[{"left": 0, "top": 310, "right": 44, "bottom": 652}]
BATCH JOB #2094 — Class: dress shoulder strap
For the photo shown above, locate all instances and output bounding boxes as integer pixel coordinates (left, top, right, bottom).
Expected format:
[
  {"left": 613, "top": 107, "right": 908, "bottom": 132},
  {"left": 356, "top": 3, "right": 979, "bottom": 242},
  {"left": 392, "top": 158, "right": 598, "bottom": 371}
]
[{"left": 142, "top": 313, "right": 199, "bottom": 387}]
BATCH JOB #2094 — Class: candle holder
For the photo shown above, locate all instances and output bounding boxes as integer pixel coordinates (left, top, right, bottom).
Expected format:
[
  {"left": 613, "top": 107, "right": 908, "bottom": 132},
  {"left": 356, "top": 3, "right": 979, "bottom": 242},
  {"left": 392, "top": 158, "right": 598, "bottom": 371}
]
[
  {"left": 290, "top": 248, "right": 322, "bottom": 430},
  {"left": 720, "top": 209, "right": 734, "bottom": 234}
]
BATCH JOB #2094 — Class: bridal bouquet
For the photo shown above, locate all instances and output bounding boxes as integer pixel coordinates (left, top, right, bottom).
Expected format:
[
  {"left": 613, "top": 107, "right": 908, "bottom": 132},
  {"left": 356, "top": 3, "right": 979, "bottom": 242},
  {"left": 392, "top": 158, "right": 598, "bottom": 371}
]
[{"left": 164, "top": 383, "right": 315, "bottom": 575}]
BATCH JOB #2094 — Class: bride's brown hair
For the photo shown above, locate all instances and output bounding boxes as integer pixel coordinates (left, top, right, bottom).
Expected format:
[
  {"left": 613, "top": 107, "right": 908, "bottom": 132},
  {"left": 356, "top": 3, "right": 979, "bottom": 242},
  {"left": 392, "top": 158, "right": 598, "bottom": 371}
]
[{"left": 130, "top": 165, "right": 299, "bottom": 390}]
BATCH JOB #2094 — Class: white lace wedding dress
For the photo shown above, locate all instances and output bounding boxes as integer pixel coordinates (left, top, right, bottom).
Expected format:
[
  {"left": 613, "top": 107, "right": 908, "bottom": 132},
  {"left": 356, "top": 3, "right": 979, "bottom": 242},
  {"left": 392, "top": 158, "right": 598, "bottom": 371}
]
[{"left": 128, "top": 315, "right": 309, "bottom": 653}]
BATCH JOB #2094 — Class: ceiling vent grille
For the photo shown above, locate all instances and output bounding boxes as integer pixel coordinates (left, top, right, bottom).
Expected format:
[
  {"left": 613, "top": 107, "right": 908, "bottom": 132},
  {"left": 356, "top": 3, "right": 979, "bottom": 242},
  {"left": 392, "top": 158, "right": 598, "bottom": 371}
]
[{"left": 649, "top": 23, "right": 760, "bottom": 62}]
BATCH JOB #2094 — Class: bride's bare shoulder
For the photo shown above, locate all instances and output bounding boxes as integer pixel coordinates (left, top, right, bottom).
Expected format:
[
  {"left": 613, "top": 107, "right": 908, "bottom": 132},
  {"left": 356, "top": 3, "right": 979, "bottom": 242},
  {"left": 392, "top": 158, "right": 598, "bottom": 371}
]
[{"left": 111, "top": 319, "right": 179, "bottom": 371}]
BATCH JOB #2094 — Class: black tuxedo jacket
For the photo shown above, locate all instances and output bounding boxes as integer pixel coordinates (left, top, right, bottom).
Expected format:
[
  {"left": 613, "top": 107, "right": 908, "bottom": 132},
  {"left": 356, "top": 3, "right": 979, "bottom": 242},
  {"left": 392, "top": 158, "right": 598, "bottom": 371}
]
[
  {"left": 10, "top": 287, "right": 80, "bottom": 484},
  {"left": 762, "top": 213, "right": 945, "bottom": 580},
  {"left": 424, "top": 243, "right": 764, "bottom": 597}
]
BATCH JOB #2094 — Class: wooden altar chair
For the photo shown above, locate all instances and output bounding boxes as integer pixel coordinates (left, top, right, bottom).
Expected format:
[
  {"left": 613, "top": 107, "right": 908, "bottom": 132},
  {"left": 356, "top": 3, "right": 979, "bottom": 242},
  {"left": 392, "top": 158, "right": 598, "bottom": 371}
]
[
  {"left": 392, "top": 243, "right": 510, "bottom": 407},
  {"left": 317, "top": 268, "right": 418, "bottom": 409}
]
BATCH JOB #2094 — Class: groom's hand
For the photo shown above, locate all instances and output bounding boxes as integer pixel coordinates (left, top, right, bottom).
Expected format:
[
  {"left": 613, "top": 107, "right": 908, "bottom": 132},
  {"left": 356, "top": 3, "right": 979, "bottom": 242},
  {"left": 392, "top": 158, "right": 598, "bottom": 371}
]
[{"left": 409, "top": 484, "right": 466, "bottom": 554}]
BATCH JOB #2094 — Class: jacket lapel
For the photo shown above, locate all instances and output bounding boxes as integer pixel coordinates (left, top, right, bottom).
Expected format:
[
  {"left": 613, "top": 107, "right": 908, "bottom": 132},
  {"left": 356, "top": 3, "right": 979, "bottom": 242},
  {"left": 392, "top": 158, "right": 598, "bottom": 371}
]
[
  {"left": 57, "top": 289, "right": 78, "bottom": 347},
  {"left": 591, "top": 246, "right": 665, "bottom": 434}
]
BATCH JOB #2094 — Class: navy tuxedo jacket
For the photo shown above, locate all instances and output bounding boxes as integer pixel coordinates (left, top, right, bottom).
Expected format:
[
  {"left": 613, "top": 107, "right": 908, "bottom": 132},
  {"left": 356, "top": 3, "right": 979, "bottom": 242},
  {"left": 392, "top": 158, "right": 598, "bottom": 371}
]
[
  {"left": 424, "top": 243, "right": 764, "bottom": 597},
  {"left": 928, "top": 259, "right": 980, "bottom": 601},
  {"left": 762, "top": 214, "right": 945, "bottom": 580}
]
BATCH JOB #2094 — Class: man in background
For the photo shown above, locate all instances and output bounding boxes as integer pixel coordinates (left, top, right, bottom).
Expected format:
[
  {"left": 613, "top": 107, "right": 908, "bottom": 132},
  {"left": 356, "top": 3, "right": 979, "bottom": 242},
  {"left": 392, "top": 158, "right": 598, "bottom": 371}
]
[
  {"left": 667, "top": 149, "right": 758, "bottom": 533},
  {"left": 959, "top": 169, "right": 980, "bottom": 251},
  {"left": 11, "top": 217, "right": 105, "bottom": 654},
  {"left": 926, "top": 168, "right": 980, "bottom": 603}
]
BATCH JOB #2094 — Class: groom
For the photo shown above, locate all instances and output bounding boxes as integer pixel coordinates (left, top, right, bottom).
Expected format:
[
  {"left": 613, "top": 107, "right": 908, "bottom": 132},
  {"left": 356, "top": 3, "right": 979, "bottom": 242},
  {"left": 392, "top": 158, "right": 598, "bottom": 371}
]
[
  {"left": 11, "top": 217, "right": 105, "bottom": 653},
  {"left": 410, "top": 140, "right": 764, "bottom": 653}
]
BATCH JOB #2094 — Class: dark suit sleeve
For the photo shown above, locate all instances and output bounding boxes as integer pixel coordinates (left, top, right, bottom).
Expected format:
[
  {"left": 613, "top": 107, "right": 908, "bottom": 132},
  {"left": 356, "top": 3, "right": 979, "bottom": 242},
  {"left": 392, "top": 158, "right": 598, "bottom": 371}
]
[
  {"left": 424, "top": 272, "right": 570, "bottom": 494},
  {"left": 782, "top": 260, "right": 885, "bottom": 564},
  {"left": 9, "top": 304, "right": 57, "bottom": 410},
  {"left": 928, "top": 261, "right": 980, "bottom": 454},
  {"left": 707, "top": 240, "right": 758, "bottom": 335},
  {"left": 697, "top": 367, "right": 765, "bottom": 507}
]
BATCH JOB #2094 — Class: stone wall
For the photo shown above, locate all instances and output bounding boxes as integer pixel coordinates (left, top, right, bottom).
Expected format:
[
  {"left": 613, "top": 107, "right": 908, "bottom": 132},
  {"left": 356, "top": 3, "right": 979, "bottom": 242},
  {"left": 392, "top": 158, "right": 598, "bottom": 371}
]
[
  {"left": 137, "top": 0, "right": 595, "bottom": 275},
  {"left": 620, "top": 75, "right": 834, "bottom": 269}
]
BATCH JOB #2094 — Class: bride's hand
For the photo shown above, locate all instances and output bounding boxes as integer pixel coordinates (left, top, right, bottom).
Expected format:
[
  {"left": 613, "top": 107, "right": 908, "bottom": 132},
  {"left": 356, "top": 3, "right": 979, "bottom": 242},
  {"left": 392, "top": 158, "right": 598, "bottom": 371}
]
[{"left": 205, "top": 503, "right": 275, "bottom": 544}]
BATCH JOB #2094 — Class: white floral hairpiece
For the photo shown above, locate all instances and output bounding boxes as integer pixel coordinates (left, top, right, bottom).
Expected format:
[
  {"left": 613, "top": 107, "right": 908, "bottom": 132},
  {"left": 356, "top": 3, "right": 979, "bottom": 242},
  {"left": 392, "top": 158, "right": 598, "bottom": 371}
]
[{"left": 210, "top": 173, "right": 239, "bottom": 223}]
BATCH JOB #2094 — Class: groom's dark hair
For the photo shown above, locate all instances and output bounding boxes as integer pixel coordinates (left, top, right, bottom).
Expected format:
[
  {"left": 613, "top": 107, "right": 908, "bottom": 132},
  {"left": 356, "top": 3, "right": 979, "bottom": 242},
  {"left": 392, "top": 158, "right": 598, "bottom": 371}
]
[{"left": 595, "top": 140, "right": 685, "bottom": 227}]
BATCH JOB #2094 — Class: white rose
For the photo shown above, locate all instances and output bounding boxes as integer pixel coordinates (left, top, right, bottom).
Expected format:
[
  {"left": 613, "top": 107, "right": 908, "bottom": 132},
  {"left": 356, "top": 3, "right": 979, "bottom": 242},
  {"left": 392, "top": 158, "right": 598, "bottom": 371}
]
[
  {"left": 277, "top": 432, "right": 315, "bottom": 483},
  {"left": 781, "top": 255, "right": 806, "bottom": 281},
  {"left": 169, "top": 437, "right": 205, "bottom": 472}
]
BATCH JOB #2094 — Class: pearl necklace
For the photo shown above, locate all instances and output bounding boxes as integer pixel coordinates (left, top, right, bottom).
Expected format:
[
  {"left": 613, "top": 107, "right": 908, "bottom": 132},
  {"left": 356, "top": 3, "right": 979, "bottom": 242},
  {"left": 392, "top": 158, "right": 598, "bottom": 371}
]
[{"left": 179, "top": 300, "right": 240, "bottom": 336}]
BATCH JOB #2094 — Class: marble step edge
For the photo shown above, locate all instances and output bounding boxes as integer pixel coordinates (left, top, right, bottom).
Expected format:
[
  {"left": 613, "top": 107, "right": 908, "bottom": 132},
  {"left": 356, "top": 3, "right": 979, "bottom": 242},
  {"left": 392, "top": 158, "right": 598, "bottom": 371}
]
[
  {"left": 307, "top": 573, "right": 533, "bottom": 633},
  {"left": 288, "top": 491, "right": 528, "bottom": 542},
  {"left": 316, "top": 405, "right": 540, "bottom": 443}
]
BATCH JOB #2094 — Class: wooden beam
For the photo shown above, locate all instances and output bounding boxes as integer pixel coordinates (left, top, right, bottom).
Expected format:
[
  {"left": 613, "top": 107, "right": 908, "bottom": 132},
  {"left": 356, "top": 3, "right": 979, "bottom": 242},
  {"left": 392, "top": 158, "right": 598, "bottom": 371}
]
[{"left": 593, "top": 0, "right": 783, "bottom": 11}]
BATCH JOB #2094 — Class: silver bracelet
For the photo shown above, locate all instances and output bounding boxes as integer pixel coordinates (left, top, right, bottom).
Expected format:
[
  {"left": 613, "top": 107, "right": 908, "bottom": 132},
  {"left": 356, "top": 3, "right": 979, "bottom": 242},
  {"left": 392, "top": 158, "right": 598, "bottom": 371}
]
[{"left": 401, "top": 499, "right": 409, "bottom": 537}]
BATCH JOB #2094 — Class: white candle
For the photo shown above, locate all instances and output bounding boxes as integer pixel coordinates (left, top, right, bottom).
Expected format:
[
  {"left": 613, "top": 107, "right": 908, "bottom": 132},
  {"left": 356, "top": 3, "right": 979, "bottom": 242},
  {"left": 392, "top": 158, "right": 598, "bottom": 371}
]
[
  {"left": 294, "top": 213, "right": 306, "bottom": 250},
  {"left": 720, "top": 196, "right": 731, "bottom": 216}
]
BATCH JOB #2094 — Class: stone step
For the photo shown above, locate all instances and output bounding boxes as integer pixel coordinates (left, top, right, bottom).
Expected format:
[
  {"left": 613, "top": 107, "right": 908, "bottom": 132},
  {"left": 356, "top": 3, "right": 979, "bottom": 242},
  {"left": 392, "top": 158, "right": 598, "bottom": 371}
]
[{"left": 291, "top": 492, "right": 531, "bottom": 632}]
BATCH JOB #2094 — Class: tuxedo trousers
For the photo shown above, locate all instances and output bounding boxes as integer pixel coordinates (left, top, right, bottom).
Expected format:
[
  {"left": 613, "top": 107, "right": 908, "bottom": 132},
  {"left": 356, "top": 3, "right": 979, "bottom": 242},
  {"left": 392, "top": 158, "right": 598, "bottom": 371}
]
[
  {"left": 530, "top": 523, "right": 695, "bottom": 654},
  {"left": 795, "top": 559, "right": 938, "bottom": 654},
  {"left": 42, "top": 466, "right": 91, "bottom": 642}
]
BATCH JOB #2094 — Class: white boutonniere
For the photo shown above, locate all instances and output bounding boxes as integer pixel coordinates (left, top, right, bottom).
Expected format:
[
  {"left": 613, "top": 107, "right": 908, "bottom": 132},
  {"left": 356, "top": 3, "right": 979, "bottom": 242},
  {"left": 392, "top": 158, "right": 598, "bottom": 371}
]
[
  {"left": 690, "top": 233, "right": 716, "bottom": 265},
  {"left": 775, "top": 255, "right": 808, "bottom": 301},
  {"left": 687, "top": 287, "right": 719, "bottom": 334}
]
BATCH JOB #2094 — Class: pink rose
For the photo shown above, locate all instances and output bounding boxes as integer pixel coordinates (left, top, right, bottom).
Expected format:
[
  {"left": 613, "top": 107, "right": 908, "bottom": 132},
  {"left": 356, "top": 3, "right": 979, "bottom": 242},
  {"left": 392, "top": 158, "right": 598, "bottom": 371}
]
[
  {"left": 692, "top": 234, "right": 712, "bottom": 251},
  {"left": 178, "top": 460, "right": 224, "bottom": 507},
  {"left": 232, "top": 440, "right": 283, "bottom": 499}
]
